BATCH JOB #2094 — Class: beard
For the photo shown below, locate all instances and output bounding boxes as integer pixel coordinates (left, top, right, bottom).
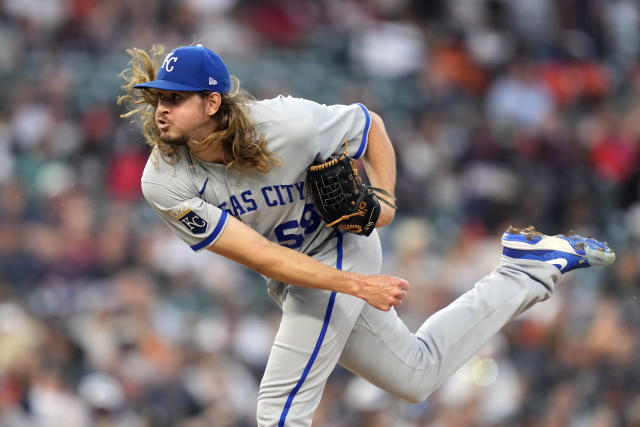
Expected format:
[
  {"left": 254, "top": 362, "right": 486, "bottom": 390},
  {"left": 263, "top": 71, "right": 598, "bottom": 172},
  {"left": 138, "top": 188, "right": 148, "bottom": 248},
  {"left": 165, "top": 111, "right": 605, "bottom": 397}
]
[{"left": 159, "top": 133, "right": 189, "bottom": 147}]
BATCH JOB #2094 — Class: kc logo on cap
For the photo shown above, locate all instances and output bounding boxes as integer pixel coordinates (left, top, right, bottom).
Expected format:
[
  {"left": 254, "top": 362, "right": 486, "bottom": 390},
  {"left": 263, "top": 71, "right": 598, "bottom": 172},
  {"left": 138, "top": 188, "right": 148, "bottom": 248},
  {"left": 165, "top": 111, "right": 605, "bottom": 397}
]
[
  {"left": 161, "top": 52, "right": 178, "bottom": 72},
  {"left": 134, "top": 45, "right": 231, "bottom": 93}
]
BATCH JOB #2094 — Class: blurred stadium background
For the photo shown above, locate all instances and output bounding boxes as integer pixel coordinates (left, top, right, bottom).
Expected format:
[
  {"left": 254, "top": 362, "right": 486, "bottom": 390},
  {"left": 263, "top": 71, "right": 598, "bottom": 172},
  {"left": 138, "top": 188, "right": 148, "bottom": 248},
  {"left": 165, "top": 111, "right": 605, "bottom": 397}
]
[{"left": 1, "top": 0, "right": 640, "bottom": 426}]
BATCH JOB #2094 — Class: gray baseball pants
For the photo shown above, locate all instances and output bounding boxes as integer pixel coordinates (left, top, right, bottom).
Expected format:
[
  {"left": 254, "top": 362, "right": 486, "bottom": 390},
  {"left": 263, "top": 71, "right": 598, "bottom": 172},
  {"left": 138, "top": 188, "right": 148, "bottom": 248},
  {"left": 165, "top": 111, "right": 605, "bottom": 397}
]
[{"left": 257, "top": 233, "right": 558, "bottom": 427}]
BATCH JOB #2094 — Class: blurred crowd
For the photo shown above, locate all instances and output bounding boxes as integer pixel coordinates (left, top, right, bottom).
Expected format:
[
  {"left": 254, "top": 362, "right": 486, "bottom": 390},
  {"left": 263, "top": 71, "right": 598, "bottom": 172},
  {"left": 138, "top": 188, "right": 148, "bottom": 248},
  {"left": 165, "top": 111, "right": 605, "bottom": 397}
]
[{"left": 1, "top": 0, "right": 640, "bottom": 426}]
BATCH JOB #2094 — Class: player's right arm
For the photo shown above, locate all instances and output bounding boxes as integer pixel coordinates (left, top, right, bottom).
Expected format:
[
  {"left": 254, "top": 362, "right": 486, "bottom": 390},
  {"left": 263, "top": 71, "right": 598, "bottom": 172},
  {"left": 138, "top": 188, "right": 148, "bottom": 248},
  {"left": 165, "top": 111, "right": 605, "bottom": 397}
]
[{"left": 208, "top": 214, "right": 409, "bottom": 311}]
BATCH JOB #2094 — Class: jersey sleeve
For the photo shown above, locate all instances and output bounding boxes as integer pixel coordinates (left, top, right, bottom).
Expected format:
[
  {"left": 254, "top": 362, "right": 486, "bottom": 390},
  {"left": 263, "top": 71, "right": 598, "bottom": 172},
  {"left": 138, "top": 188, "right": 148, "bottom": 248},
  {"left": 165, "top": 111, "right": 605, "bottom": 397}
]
[
  {"left": 141, "top": 180, "right": 229, "bottom": 252},
  {"left": 299, "top": 99, "right": 372, "bottom": 160}
]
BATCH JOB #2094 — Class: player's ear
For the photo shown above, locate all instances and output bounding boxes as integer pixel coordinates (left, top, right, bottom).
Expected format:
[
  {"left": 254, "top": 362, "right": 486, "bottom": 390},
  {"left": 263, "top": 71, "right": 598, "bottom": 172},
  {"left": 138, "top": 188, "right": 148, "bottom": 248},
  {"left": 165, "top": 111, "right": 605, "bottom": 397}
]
[{"left": 205, "top": 92, "right": 222, "bottom": 116}]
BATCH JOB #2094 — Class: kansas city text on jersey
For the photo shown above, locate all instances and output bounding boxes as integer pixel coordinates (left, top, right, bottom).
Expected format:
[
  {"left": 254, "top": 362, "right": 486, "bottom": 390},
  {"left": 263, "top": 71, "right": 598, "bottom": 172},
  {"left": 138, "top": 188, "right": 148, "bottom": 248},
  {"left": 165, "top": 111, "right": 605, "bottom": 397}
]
[{"left": 216, "top": 181, "right": 306, "bottom": 217}]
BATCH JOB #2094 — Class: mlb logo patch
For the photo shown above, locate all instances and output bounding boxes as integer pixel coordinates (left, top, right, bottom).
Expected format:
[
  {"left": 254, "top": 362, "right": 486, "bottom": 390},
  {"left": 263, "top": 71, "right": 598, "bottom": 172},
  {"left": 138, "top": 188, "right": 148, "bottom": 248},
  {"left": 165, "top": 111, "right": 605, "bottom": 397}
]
[{"left": 177, "top": 210, "right": 208, "bottom": 234}]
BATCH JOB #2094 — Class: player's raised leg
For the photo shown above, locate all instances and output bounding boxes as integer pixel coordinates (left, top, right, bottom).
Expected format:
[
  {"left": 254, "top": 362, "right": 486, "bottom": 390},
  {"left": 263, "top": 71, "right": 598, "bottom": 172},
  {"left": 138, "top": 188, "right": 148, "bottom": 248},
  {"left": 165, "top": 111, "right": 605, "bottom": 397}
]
[{"left": 338, "top": 226, "right": 614, "bottom": 402}]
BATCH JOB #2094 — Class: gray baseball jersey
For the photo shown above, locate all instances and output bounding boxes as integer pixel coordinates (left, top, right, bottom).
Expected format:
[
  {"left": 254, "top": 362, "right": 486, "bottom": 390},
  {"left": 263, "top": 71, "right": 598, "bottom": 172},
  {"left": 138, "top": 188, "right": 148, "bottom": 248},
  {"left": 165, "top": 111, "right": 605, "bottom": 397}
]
[
  {"left": 141, "top": 95, "right": 560, "bottom": 426},
  {"left": 141, "top": 95, "right": 375, "bottom": 303}
]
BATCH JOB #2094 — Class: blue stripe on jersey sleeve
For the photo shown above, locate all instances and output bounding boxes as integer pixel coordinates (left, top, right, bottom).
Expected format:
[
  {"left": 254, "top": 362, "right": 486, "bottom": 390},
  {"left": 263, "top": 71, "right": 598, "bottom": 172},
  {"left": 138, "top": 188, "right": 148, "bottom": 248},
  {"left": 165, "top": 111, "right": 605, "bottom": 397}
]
[
  {"left": 190, "top": 210, "right": 229, "bottom": 251},
  {"left": 353, "top": 103, "right": 371, "bottom": 159}
]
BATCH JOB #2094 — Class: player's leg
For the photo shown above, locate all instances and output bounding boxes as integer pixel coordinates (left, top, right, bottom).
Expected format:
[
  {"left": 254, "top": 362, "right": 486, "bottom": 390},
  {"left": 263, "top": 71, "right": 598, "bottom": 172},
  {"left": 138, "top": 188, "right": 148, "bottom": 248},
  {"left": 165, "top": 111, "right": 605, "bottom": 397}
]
[
  {"left": 257, "top": 288, "right": 365, "bottom": 427},
  {"left": 257, "top": 232, "right": 382, "bottom": 427},
  {"left": 338, "top": 227, "right": 615, "bottom": 402},
  {"left": 339, "top": 256, "right": 555, "bottom": 402}
]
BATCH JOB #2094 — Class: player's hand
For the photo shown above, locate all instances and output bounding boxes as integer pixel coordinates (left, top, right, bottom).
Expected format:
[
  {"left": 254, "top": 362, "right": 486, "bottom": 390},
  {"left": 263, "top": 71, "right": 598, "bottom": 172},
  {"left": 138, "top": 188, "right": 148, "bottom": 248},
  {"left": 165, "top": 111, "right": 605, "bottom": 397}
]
[{"left": 356, "top": 275, "right": 409, "bottom": 311}]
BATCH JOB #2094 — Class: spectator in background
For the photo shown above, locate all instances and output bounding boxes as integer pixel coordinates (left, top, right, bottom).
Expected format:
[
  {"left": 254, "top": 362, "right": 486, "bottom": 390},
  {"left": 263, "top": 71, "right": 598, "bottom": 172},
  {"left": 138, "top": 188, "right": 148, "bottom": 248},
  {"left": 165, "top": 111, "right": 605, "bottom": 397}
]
[{"left": 485, "top": 56, "right": 555, "bottom": 133}]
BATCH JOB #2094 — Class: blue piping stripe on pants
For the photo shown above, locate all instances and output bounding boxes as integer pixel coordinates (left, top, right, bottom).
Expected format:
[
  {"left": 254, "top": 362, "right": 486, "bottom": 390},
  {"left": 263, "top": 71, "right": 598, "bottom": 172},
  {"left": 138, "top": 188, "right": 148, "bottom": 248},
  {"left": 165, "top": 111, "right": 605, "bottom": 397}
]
[{"left": 278, "top": 232, "right": 344, "bottom": 426}]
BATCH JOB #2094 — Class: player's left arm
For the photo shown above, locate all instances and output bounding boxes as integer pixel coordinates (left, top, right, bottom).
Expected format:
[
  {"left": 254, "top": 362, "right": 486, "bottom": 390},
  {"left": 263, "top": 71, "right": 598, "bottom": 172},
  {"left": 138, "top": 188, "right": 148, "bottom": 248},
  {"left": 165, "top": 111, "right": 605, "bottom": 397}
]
[{"left": 362, "top": 111, "right": 397, "bottom": 228}]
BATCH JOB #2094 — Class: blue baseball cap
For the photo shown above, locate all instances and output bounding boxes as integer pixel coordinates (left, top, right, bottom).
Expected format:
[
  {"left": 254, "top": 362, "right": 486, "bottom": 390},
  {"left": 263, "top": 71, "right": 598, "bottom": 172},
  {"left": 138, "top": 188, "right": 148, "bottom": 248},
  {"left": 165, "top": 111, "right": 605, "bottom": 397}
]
[{"left": 134, "top": 45, "right": 231, "bottom": 93}]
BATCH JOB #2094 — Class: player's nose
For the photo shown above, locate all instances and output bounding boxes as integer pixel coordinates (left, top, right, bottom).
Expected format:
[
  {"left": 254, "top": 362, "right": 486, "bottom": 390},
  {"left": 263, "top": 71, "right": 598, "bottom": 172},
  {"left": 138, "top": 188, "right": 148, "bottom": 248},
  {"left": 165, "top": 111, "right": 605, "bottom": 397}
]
[{"left": 157, "top": 100, "right": 170, "bottom": 112}]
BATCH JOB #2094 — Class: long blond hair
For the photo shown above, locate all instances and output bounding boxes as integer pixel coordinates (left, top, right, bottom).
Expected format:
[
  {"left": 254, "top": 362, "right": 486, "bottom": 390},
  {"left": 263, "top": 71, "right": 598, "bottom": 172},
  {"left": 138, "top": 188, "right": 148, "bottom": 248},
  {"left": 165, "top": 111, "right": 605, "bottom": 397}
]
[{"left": 117, "top": 45, "right": 280, "bottom": 173}]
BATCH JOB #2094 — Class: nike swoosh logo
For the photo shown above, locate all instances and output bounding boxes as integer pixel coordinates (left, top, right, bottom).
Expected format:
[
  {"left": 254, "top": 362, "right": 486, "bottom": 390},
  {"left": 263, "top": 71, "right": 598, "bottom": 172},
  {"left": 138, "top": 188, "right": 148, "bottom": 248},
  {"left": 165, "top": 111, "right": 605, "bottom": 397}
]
[
  {"left": 198, "top": 178, "right": 209, "bottom": 196},
  {"left": 546, "top": 258, "right": 567, "bottom": 271}
]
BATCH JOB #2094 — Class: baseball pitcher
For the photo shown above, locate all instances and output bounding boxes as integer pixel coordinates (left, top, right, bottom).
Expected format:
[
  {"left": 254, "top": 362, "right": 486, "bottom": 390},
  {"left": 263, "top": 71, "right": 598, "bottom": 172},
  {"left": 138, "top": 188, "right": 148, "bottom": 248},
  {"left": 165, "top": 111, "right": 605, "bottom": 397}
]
[{"left": 118, "top": 45, "right": 615, "bottom": 427}]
